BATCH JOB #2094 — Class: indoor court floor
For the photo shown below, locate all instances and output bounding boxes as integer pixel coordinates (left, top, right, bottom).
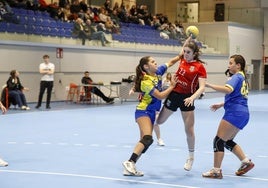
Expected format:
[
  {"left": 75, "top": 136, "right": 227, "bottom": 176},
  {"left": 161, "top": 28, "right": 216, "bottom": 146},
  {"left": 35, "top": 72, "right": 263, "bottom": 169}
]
[{"left": 0, "top": 91, "right": 267, "bottom": 188}]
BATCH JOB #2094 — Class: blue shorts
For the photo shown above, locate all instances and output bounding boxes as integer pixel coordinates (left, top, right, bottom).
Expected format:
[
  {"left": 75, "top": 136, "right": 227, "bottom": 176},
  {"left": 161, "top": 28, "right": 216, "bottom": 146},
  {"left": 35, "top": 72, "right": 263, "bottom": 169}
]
[
  {"left": 135, "top": 110, "right": 156, "bottom": 125},
  {"left": 223, "top": 111, "right": 249, "bottom": 130}
]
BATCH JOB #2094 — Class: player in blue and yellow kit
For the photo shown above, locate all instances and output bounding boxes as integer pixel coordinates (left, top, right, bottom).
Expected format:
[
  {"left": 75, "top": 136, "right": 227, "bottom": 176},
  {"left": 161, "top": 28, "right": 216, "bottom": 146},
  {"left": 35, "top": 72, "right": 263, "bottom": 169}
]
[
  {"left": 122, "top": 55, "right": 180, "bottom": 176},
  {"left": 202, "top": 54, "right": 254, "bottom": 179}
]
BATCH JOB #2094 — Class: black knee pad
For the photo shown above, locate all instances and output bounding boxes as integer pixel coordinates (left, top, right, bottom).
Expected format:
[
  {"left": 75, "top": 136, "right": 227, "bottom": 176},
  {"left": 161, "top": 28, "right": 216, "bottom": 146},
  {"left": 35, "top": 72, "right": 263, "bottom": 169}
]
[
  {"left": 213, "top": 136, "right": 225, "bottom": 152},
  {"left": 140, "top": 135, "right": 153, "bottom": 153},
  {"left": 225, "top": 140, "right": 237, "bottom": 151}
]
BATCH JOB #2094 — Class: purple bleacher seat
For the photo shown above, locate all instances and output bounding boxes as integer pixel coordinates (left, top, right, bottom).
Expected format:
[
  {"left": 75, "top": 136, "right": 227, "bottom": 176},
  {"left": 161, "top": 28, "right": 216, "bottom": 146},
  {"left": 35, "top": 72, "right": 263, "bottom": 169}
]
[
  {"left": 41, "top": 26, "right": 50, "bottom": 36},
  {"left": 0, "top": 22, "right": 8, "bottom": 32}
]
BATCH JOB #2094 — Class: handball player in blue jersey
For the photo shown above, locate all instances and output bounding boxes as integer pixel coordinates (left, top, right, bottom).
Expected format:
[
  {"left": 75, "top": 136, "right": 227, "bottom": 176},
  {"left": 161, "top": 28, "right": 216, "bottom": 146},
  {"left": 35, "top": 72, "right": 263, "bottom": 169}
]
[{"left": 203, "top": 54, "right": 254, "bottom": 179}]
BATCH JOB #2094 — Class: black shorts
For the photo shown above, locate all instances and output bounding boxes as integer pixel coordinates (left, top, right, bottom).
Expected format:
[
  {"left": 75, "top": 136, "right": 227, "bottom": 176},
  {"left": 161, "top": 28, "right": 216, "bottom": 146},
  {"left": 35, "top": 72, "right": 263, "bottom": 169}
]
[{"left": 163, "top": 91, "right": 195, "bottom": 112}]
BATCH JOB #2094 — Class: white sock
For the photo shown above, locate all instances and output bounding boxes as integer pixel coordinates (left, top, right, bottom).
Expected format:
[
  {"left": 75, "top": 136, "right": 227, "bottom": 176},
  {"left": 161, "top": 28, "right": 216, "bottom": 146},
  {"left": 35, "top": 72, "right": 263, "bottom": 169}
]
[
  {"left": 189, "top": 151, "right": 194, "bottom": 159},
  {"left": 213, "top": 167, "right": 221, "bottom": 172},
  {"left": 242, "top": 158, "right": 250, "bottom": 163}
]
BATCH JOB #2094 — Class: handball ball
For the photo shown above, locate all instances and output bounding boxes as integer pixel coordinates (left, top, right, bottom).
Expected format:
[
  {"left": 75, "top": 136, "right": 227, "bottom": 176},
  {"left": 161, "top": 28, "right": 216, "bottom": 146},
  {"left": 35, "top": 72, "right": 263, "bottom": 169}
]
[{"left": 186, "top": 25, "right": 199, "bottom": 39}]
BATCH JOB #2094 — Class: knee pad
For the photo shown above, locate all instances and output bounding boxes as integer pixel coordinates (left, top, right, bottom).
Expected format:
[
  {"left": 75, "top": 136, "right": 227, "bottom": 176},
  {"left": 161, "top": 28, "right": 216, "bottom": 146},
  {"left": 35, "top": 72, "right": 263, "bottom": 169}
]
[
  {"left": 140, "top": 135, "right": 153, "bottom": 153},
  {"left": 213, "top": 136, "right": 225, "bottom": 152},
  {"left": 225, "top": 140, "right": 237, "bottom": 151}
]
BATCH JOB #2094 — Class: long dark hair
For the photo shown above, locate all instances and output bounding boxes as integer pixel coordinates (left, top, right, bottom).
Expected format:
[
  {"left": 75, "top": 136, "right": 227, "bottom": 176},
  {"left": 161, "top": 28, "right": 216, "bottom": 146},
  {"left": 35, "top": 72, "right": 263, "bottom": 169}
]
[
  {"left": 183, "top": 41, "right": 206, "bottom": 64},
  {"left": 230, "top": 54, "right": 248, "bottom": 84},
  {"left": 134, "top": 56, "right": 150, "bottom": 92}
]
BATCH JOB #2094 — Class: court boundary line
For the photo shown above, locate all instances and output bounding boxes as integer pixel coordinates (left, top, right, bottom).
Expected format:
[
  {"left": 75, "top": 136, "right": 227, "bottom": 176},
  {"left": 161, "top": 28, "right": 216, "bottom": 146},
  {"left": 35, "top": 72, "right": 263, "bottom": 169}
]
[{"left": 0, "top": 169, "right": 200, "bottom": 188}]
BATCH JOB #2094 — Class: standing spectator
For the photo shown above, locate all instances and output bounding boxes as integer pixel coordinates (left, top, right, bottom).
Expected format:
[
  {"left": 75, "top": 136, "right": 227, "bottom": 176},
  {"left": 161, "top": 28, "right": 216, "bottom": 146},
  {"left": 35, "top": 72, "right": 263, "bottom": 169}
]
[
  {"left": 6, "top": 70, "right": 30, "bottom": 110},
  {"left": 0, "top": 101, "right": 8, "bottom": 167},
  {"left": 35, "top": 55, "right": 55, "bottom": 109},
  {"left": 156, "top": 37, "right": 207, "bottom": 171},
  {"left": 202, "top": 54, "right": 254, "bottom": 179}
]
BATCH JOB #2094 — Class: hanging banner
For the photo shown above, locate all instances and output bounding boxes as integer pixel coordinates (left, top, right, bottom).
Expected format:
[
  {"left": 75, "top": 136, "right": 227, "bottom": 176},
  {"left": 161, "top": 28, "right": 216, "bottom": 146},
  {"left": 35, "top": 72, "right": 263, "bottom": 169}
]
[{"left": 56, "top": 48, "right": 63, "bottom": 59}]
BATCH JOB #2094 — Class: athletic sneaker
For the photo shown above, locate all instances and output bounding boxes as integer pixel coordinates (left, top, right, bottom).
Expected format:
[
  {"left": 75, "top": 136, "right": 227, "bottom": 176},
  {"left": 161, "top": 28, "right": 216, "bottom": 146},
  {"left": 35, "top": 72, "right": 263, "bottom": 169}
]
[
  {"left": 157, "top": 138, "right": 165, "bottom": 146},
  {"left": 0, "top": 158, "right": 8, "bottom": 167},
  {"left": 184, "top": 157, "right": 194, "bottom": 171},
  {"left": 235, "top": 159, "right": 255, "bottom": 176},
  {"left": 123, "top": 160, "right": 139, "bottom": 175},
  {"left": 123, "top": 168, "right": 144, "bottom": 177},
  {"left": 202, "top": 168, "right": 223, "bottom": 179}
]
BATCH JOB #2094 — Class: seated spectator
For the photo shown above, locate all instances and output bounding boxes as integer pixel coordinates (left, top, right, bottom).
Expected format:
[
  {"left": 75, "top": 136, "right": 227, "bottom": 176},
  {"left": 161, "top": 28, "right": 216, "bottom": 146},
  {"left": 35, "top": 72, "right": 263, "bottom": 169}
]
[
  {"left": 69, "top": 0, "right": 81, "bottom": 20},
  {"left": 105, "top": 16, "right": 120, "bottom": 34},
  {"left": 58, "top": 0, "right": 70, "bottom": 8},
  {"left": 84, "top": 19, "right": 112, "bottom": 46},
  {"left": 81, "top": 71, "right": 114, "bottom": 104},
  {"left": 110, "top": 9, "right": 120, "bottom": 27},
  {"left": 38, "top": 0, "right": 49, "bottom": 11},
  {"left": 0, "top": 1, "right": 19, "bottom": 24},
  {"left": 72, "top": 17, "right": 90, "bottom": 45},
  {"left": 103, "top": 0, "right": 112, "bottom": 14},
  {"left": 98, "top": 7, "right": 109, "bottom": 24},
  {"left": 6, "top": 70, "right": 30, "bottom": 110}
]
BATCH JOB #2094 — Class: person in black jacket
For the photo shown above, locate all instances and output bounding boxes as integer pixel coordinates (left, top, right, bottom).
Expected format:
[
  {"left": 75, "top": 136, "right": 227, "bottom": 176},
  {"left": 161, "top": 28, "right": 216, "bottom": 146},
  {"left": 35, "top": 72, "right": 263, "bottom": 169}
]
[
  {"left": 6, "top": 70, "right": 30, "bottom": 110},
  {"left": 81, "top": 71, "right": 114, "bottom": 104}
]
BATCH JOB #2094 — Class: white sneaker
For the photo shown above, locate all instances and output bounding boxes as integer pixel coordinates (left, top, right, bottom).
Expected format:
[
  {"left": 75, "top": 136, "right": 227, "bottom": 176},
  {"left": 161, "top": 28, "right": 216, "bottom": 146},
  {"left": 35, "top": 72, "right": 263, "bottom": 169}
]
[
  {"left": 123, "top": 168, "right": 144, "bottom": 176},
  {"left": 202, "top": 168, "right": 223, "bottom": 179},
  {"left": 184, "top": 157, "right": 194, "bottom": 171},
  {"left": 25, "top": 106, "right": 30, "bottom": 110},
  {"left": 21, "top": 106, "right": 27, "bottom": 110},
  {"left": 157, "top": 138, "right": 165, "bottom": 146},
  {"left": 0, "top": 158, "right": 8, "bottom": 167},
  {"left": 123, "top": 160, "right": 141, "bottom": 175}
]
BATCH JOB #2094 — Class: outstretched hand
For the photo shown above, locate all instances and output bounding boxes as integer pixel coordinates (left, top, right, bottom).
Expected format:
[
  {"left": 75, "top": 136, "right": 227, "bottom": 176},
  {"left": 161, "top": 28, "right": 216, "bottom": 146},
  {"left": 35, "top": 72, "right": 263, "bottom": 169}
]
[{"left": 210, "top": 103, "right": 223, "bottom": 111}]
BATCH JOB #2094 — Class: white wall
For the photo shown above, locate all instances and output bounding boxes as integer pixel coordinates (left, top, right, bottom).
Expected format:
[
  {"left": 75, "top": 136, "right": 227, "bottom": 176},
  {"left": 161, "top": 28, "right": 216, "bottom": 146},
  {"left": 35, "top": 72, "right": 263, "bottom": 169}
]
[{"left": 0, "top": 40, "right": 229, "bottom": 103}]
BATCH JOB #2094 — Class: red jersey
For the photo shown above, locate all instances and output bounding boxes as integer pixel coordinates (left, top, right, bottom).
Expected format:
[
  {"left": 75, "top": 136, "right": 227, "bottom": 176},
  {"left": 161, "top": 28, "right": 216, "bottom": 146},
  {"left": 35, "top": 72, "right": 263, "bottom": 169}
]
[{"left": 174, "top": 59, "right": 207, "bottom": 94}]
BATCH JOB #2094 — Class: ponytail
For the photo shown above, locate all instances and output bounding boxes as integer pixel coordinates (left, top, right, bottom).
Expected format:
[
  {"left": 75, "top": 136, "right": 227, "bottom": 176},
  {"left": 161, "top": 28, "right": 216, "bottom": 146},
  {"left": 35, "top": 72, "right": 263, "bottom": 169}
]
[{"left": 134, "top": 56, "right": 150, "bottom": 92}]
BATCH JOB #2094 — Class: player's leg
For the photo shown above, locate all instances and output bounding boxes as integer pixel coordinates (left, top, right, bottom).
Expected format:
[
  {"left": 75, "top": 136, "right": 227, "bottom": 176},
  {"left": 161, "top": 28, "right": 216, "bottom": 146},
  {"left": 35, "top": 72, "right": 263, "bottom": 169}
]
[{"left": 181, "top": 110, "right": 195, "bottom": 171}]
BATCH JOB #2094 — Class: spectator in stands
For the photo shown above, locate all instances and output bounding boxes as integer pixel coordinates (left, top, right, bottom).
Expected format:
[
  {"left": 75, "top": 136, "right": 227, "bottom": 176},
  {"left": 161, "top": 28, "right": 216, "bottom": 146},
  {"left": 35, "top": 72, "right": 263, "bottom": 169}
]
[
  {"left": 83, "top": 7, "right": 94, "bottom": 21},
  {"left": 105, "top": 16, "right": 120, "bottom": 34},
  {"left": 72, "top": 17, "right": 90, "bottom": 45},
  {"left": 56, "top": 7, "right": 66, "bottom": 21},
  {"left": 110, "top": 9, "right": 120, "bottom": 27},
  {"left": 98, "top": 7, "right": 109, "bottom": 24},
  {"left": 47, "top": 2, "right": 60, "bottom": 19},
  {"left": 112, "top": 1, "right": 119, "bottom": 11},
  {"left": 0, "top": 1, "right": 19, "bottom": 24},
  {"left": 128, "top": 4, "right": 139, "bottom": 24},
  {"left": 79, "top": 0, "right": 88, "bottom": 13},
  {"left": 6, "top": 70, "right": 30, "bottom": 110},
  {"left": 168, "top": 23, "right": 180, "bottom": 40},
  {"left": 84, "top": 18, "right": 112, "bottom": 46},
  {"left": 81, "top": 71, "right": 114, "bottom": 104},
  {"left": 103, "top": 0, "right": 112, "bottom": 14},
  {"left": 58, "top": 0, "right": 70, "bottom": 8},
  {"left": 151, "top": 15, "right": 161, "bottom": 30},
  {"left": 38, "top": 0, "right": 49, "bottom": 11},
  {"left": 117, "top": 1, "right": 128, "bottom": 23},
  {"left": 69, "top": 0, "right": 81, "bottom": 20}
]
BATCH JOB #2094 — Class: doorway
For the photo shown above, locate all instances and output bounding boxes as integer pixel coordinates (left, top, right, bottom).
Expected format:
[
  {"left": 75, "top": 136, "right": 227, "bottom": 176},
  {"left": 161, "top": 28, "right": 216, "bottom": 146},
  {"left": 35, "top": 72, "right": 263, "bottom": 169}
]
[
  {"left": 251, "top": 60, "right": 261, "bottom": 90},
  {"left": 177, "top": 2, "right": 199, "bottom": 23}
]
